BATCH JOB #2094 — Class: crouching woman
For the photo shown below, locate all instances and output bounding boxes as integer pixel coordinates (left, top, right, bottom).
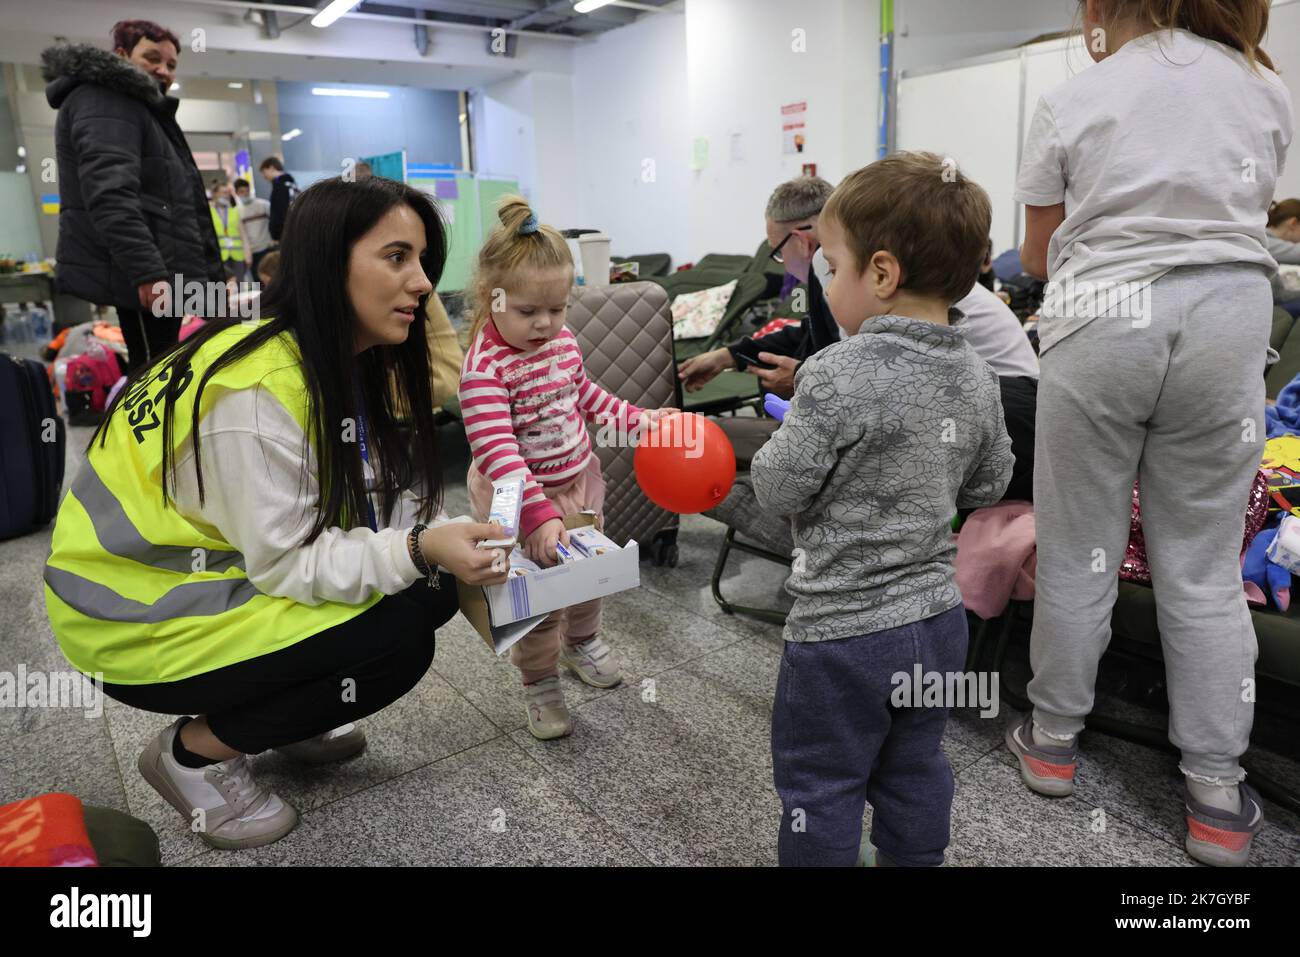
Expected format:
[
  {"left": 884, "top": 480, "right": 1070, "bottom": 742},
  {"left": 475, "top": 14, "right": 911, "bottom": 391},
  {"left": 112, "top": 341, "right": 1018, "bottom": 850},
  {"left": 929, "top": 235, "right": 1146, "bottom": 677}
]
[{"left": 44, "top": 176, "right": 507, "bottom": 850}]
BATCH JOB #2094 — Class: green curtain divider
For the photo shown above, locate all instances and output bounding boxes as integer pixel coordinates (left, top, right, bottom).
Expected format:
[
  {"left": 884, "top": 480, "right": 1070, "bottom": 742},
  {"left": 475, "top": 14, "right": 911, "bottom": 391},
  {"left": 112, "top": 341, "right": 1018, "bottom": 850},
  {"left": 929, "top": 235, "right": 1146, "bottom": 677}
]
[{"left": 406, "top": 173, "right": 520, "bottom": 293}]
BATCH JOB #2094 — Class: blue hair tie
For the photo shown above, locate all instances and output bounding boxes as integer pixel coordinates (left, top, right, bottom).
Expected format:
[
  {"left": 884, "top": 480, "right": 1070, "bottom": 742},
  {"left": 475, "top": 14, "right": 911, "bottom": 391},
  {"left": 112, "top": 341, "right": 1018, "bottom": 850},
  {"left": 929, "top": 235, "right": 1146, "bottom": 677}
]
[{"left": 518, "top": 213, "right": 540, "bottom": 235}]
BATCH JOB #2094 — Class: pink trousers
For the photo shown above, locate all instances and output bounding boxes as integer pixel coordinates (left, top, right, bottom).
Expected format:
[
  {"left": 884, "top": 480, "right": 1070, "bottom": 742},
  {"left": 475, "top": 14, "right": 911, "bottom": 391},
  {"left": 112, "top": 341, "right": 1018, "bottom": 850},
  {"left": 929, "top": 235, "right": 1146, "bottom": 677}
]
[{"left": 468, "top": 455, "right": 606, "bottom": 683}]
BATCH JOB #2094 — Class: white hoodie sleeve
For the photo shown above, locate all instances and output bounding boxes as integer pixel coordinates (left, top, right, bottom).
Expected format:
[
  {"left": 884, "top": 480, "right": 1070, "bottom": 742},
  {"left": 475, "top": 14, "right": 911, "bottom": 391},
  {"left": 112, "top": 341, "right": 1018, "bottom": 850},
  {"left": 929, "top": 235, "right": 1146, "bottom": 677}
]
[{"left": 168, "top": 385, "right": 442, "bottom": 606}]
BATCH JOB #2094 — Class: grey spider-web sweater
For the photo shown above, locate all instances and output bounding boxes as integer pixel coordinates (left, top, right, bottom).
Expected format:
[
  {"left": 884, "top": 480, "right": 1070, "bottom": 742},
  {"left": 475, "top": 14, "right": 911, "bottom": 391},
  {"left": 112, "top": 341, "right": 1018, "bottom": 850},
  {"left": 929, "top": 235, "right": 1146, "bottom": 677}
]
[{"left": 751, "top": 313, "right": 1014, "bottom": 643}]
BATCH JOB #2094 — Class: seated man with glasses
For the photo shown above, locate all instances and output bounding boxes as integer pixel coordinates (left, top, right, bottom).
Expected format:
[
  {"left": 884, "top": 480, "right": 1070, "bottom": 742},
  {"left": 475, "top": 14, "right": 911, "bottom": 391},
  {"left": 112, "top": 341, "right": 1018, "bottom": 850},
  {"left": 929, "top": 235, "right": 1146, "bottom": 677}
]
[{"left": 677, "top": 175, "right": 840, "bottom": 467}]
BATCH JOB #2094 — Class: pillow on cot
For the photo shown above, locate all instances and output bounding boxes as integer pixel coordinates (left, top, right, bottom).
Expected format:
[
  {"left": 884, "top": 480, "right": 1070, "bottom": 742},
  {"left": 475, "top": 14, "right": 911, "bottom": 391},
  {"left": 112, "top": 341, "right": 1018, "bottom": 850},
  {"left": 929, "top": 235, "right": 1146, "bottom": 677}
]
[{"left": 671, "top": 280, "right": 738, "bottom": 339}]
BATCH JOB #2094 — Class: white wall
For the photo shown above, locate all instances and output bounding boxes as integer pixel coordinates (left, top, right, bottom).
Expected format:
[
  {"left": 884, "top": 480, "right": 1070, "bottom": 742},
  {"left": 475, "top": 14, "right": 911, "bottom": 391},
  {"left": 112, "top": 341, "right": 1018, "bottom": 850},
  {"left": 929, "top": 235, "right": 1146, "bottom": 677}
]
[
  {"left": 473, "top": 75, "right": 537, "bottom": 197},
  {"left": 568, "top": 0, "right": 882, "bottom": 265},
  {"left": 529, "top": 72, "right": 580, "bottom": 231},
  {"left": 485, "top": 0, "right": 882, "bottom": 264},
  {"left": 684, "top": 0, "right": 879, "bottom": 259},
  {"left": 471, "top": 71, "right": 580, "bottom": 231},
  {"left": 570, "top": 9, "right": 691, "bottom": 262}
]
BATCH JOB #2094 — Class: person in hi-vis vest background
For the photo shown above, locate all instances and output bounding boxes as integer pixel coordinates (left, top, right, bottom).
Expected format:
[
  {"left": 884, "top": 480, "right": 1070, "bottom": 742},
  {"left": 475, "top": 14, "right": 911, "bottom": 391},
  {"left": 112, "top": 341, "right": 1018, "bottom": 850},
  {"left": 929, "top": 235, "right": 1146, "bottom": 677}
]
[
  {"left": 208, "top": 182, "right": 251, "bottom": 283},
  {"left": 44, "top": 177, "right": 509, "bottom": 851}
]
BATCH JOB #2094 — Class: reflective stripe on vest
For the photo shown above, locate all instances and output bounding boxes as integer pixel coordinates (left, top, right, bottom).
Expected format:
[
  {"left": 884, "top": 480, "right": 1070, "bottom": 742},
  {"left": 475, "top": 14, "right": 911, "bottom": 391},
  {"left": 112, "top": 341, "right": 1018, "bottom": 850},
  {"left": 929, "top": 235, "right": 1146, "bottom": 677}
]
[
  {"left": 44, "top": 322, "right": 382, "bottom": 684},
  {"left": 67, "top": 462, "right": 245, "bottom": 574},
  {"left": 44, "top": 565, "right": 260, "bottom": 624}
]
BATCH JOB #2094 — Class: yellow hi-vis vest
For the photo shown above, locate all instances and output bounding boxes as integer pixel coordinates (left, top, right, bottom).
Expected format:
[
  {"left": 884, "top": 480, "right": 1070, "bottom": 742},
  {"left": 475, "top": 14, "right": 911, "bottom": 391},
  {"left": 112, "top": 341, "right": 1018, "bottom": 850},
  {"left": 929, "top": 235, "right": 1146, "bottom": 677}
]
[
  {"left": 43, "top": 322, "right": 382, "bottom": 684},
  {"left": 210, "top": 203, "right": 245, "bottom": 262}
]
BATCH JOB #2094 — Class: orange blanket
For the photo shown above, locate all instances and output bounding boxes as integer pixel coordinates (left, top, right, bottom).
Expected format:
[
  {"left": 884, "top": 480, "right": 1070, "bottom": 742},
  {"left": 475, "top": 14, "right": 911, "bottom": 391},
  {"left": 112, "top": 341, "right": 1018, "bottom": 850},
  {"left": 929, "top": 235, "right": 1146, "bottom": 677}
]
[{"left": 0, "top": 793, "right": 97, "bottom": 867}]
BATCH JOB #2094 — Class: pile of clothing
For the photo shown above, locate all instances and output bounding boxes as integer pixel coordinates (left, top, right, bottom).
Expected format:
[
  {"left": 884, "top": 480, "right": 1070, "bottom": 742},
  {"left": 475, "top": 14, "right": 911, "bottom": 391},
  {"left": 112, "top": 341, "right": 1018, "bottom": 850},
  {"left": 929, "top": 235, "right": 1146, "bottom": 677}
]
[{"left": 42, "top": 320, "right": 129, "bottom": 419}]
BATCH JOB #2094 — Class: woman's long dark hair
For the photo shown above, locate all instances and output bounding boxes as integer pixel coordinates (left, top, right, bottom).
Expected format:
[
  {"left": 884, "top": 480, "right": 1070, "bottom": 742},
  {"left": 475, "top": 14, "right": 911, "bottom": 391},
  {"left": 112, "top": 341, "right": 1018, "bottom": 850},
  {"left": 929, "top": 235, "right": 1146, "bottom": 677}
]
[{"left": 93, "top": 175, "right": 447, "bottom": 542}]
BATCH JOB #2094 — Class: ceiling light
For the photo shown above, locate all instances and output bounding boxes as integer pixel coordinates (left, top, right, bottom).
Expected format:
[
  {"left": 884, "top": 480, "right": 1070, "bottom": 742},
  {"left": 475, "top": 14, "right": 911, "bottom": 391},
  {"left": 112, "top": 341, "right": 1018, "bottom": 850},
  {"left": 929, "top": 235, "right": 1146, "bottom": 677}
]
[
  {"left": 574, "top": 0, "right": 615, "bottom": 12},
  {"left": 311, "top": 0, "right": 362, "bottom": 29},
  {"left": 228, "top": 82, "right": 244, "bottom": 89},
  {"left": 281, "top": 128, "right": 303, "bottom": 141},
  {"left": 311, "top": 87, "right": 390, "bottom": 99}
]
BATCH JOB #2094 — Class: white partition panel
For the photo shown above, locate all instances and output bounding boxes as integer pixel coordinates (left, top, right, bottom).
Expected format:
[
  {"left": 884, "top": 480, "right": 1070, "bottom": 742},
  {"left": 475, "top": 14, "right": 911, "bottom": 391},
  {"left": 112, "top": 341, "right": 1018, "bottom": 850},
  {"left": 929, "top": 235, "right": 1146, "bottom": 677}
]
[
  {"left": 1268, "top": 0, "right": 1300, "bottom": 200},
  {"left": 897, "top": 56, "right": 1024, "bottom": 257}
]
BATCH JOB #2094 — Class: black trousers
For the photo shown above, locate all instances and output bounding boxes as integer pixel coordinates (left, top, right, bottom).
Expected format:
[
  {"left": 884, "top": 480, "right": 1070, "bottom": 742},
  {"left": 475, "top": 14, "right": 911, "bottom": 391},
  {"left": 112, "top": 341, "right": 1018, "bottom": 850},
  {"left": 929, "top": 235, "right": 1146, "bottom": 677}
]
[
  {"left": 117, "top": 307, "right": 181, "bottom": 374},
  {"left": 998, "top": 375, "right": 1037, "bottom": 504},
  {"left": 102, "top": 578, "right": 459, "bottom": 754}
]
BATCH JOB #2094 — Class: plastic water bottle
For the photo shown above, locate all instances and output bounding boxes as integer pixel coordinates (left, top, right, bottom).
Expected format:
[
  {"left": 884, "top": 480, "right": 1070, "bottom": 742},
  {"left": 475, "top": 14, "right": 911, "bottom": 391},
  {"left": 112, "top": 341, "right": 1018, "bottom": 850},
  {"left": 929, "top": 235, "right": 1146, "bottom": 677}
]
[{"left": 29, "top": 307, "right": 49, "bottom": 341}]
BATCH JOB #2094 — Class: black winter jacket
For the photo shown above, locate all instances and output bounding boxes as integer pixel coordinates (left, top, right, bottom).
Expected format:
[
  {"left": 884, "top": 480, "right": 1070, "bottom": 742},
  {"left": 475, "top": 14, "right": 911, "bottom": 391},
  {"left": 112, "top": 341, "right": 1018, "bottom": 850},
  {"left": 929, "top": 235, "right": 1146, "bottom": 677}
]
[
  {"left": 727, "top": 269, "right": 838, "bottom": 371},
  {"left": 268, "top": 172, "right": 298, "bottom": 242},
  {"left": 42, "top": 44, "right": 222, "bottom": 310}
]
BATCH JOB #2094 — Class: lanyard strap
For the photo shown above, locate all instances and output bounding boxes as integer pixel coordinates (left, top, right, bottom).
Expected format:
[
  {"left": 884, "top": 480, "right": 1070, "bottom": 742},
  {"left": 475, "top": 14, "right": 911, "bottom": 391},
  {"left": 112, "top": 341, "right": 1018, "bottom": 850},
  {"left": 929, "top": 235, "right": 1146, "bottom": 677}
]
[{"left": 355, "top": 405, "right": 378, "bottom": 533}]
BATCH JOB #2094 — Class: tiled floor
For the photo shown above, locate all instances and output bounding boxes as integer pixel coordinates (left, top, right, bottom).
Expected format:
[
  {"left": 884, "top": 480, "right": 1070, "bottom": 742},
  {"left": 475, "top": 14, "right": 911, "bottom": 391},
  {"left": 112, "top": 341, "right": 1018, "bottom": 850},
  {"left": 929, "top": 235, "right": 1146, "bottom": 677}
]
[{"left": 3, "top": 421, "right": 1298, "bottom": 866}]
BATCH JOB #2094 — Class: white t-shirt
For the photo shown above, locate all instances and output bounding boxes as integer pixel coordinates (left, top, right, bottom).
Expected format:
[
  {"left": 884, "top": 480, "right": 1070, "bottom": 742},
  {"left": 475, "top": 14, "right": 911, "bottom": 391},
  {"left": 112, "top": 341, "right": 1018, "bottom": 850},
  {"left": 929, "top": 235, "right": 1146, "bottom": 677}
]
[
  {"left": 238, "top": 197, "right": 274, "bottom": 253},
  {"left": 954, "top": 282, "right": 1040, "bottom": 379},
  {"left": 1267, "top": 232, "right": 1300, "bottom": 267},
  {"left": 1015, "top": 29, "right": 1292, "bottom": 353}
]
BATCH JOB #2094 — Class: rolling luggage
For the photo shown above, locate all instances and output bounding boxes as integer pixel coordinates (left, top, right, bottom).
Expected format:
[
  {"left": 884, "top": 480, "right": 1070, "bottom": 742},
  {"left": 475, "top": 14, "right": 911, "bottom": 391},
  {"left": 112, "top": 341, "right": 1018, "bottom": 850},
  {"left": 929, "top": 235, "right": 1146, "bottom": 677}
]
[
  {"left": 567, "top": 281, "right": 681, "bottom": 566},
  {"left": 0, "top": 352, "right": 66, "bottom": 539}
]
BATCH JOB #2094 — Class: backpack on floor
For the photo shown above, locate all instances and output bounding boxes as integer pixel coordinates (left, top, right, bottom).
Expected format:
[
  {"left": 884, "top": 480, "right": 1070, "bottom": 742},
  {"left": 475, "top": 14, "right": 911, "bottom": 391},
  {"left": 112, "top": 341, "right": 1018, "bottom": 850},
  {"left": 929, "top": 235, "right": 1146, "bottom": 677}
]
[
  {"left": 0, "top": 352, "right": 66, "bottom": 540},
  {"left": 63, "top": 343, "right": 126, "bottom": 416}
]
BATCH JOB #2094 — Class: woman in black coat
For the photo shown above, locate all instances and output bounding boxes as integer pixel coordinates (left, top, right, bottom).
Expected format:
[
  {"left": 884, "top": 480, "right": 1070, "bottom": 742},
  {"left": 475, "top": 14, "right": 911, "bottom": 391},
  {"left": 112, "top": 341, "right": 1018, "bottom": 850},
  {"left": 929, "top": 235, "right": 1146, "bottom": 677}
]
[{"left": 42, "top": 20, "right": 223, "bottom": 371}]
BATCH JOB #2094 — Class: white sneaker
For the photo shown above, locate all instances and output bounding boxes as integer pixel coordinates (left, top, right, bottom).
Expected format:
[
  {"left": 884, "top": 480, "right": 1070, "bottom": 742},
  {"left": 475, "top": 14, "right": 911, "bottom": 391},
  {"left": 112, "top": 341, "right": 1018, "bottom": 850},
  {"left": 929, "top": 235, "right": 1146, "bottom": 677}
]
[
  {"left": 137, "top": 719, "right": 298, "bottom": 850},
  {"left": 274, "top": 723, "right": 367, "bottom": 764},
  {"left": 559, "top": 635, "right": 623, "bottom": 689},
  {"left": 524, "top": 677, "right": 572, "bottom": 740}
]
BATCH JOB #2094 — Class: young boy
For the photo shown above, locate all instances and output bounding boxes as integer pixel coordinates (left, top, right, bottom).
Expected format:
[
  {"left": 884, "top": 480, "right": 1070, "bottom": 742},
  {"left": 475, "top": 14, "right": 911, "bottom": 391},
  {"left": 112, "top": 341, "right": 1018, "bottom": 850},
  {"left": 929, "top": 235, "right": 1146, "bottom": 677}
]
[{"left": 751, "top": 151, "right": 1014, "bottom": 867}]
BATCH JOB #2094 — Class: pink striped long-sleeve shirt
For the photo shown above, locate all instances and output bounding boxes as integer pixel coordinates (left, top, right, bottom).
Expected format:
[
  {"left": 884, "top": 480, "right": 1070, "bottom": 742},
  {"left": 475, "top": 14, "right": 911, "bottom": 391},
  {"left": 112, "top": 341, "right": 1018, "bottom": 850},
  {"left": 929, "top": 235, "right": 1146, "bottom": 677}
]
[{"left": 459, "top": 319, "right": 642, "bottom": 538}]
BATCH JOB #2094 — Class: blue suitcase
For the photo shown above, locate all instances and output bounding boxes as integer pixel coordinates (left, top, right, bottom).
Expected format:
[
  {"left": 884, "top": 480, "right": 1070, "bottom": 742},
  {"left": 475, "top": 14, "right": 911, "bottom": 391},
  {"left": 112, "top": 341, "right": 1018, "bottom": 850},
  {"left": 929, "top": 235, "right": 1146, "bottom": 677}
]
[{"left": 0, "top": 353, "right": 66, "bottom": 540}]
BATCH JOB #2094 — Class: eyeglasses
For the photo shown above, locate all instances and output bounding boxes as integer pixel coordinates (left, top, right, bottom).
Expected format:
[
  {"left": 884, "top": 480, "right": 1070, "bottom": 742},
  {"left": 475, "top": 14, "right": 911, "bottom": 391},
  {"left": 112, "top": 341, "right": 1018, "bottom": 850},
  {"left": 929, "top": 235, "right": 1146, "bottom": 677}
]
[{"left": 769, "top": 224, "right": 814, "bottom": 264}]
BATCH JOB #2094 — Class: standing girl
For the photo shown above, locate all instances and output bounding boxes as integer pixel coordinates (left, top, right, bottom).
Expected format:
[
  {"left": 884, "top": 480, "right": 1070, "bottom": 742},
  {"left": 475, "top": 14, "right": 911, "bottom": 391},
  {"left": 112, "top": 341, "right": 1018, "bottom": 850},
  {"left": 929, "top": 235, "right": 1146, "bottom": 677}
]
[
  {"left": 1007, "top": 0, "right": 1291, "bottom": 866},
  {"left": 459, "top": 198, "right": 668, "bottom": 739}
]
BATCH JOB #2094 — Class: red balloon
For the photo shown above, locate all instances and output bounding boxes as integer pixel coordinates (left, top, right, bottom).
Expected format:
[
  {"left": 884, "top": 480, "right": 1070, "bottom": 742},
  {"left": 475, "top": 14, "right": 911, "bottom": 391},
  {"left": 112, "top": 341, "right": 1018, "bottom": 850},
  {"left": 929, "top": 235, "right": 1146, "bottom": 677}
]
[{"left": 634, "top": 412, "right": 736, "bottom": 514}]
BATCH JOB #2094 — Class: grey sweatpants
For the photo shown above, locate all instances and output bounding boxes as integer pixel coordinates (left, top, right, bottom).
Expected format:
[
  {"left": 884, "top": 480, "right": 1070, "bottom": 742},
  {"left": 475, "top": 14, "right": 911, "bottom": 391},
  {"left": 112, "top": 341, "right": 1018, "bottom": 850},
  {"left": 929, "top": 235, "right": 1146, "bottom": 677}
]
[{"left": 1027, "top": 263, "right": 1271, "bottom": 782}]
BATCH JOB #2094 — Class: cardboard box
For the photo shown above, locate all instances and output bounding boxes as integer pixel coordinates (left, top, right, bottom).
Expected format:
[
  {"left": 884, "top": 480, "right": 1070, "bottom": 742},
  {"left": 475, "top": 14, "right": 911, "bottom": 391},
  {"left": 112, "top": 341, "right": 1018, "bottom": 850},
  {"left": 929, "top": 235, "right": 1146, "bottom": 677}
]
[{"left": 456, "top": 514, "right": 640, "bottom": 654}]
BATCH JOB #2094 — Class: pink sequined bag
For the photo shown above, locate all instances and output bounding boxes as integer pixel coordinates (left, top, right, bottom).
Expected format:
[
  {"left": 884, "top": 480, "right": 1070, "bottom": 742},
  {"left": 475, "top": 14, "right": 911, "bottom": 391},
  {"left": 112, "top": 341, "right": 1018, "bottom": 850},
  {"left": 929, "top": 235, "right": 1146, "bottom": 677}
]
[{"left": 1120, "top": 471, "right": 1270, "bottom": 584}]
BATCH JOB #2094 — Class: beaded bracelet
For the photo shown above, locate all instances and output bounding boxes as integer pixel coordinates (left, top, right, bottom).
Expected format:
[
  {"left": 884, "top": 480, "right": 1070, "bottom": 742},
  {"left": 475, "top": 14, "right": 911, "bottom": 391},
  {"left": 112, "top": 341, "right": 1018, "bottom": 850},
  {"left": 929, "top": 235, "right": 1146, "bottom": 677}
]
[{"left": 407, "top": 523, "right": 440, "bottom": 589}]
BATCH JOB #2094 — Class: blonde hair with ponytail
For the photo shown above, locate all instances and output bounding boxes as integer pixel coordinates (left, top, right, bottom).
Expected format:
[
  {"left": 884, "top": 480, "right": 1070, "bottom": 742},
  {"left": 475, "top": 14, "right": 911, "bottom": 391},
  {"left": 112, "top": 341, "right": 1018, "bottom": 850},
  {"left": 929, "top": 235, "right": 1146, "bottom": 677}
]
[
  {"left": 1085, "top": 0, "right": 1274, "bottom": 71},
  {"left": 468, "top": 195, "right": 573, "bottom": 344}
]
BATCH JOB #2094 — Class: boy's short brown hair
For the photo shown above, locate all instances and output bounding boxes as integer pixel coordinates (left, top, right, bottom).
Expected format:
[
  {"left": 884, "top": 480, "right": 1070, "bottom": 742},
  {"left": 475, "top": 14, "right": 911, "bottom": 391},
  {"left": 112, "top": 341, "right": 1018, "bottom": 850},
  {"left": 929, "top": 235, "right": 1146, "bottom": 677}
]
[
  {"left": 823, "top": 151, "right": 992, "bottom": 305},
  {"left": 257, "top": 250, "right": 280, "bottom": 282}
]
